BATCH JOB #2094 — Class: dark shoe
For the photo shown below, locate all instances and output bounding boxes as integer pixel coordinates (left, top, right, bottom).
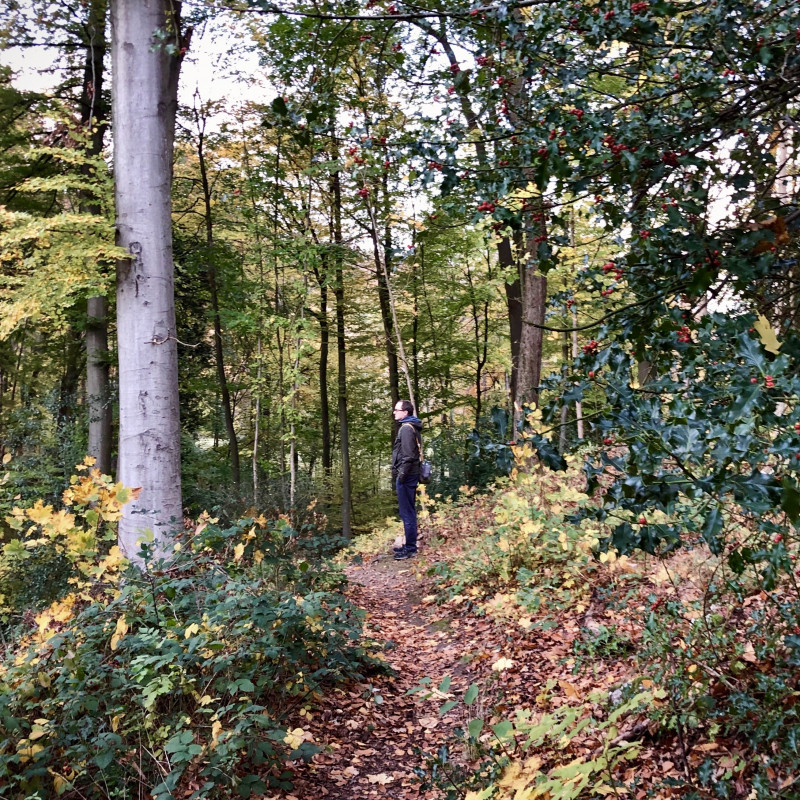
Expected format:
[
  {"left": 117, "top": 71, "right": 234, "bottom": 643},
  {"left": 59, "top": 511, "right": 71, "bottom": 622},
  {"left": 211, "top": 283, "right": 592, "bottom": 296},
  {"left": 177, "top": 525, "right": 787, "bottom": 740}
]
[
  {"left": 392, "top": 544, "right": 405, "bottom": 553},
  {"left": 394, "top": 547, "right": 417, "bottom": 560}
]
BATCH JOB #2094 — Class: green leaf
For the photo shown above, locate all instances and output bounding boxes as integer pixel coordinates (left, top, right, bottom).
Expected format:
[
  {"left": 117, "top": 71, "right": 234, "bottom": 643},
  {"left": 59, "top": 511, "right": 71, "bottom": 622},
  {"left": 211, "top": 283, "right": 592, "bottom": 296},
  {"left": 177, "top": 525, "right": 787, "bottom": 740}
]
[
  {"left": 781, "top": 478, "right": 800, "bottom": 523},
  {"left": 464, "top": 683, "right": 479, "bottom": 706},
  {"left": 438, "top": 675, "right": 452, "bottom": 693},
  {"left": 493, "top": 720, "right": 513, "bottom": 739},
  {"left": 94, "top": 749, "right": 115, "bottom": 770},
  {"left": 468, "top": 718, "right": 484, "bottom": 738},
  {"left": 439, "top": 700, "right": 458, "bottom": 716}
]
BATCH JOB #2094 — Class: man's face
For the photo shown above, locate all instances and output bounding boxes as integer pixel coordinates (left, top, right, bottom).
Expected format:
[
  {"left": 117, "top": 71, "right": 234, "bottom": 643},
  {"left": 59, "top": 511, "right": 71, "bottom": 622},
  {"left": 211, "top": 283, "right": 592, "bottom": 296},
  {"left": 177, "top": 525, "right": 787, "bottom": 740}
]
[{"left": 393, "top": 404, "right": 409, "bottom": 421}]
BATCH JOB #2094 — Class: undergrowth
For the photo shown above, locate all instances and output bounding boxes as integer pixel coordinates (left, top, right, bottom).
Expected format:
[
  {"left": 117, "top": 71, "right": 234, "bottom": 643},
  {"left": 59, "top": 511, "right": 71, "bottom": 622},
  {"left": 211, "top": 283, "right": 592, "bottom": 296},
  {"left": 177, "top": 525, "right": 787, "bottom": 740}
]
[
  {"left": 412, "top": 441, "right": 800, "bottom": 799},
  {"left": 0, "top": 462, "right": 384, "bottom": 799}
]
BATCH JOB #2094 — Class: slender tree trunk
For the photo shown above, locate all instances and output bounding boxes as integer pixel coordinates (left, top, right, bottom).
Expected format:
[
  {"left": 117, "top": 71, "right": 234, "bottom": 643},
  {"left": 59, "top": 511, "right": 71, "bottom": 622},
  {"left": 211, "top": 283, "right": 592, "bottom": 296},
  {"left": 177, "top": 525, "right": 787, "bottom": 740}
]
[
  {"left": 500, "top": 237, "right": 522, "bottom": 411},
  {"left": 314, "top": 261, "right": 332, "bottom": 476},
  {"left": 412, "top": 246, "right": 420, "bottom": 411},
  {"left": 111, "top": 0, "right": 188, "bottom": 560},
  {"left": 516, "top": 266, "right": 547, "bottom": 412},
  {"left": 86, "top": 296, "right": 112, "bottom": 472},
  {"left": 241, "top": 135, "right": 266, "bottom": 507},
  {"left": 332, "top": 162, "right": 352, "bottom": 538},
  {"left": 374, "top": 230, "right": 400, "bottom": 405},
  {"left": 58, "top": 329, "right": 84, "bottom": 428},
  {"left": 194, "top": 98, "right": 240, "bottom": 491},
  {"left": 572, "top": 305, "right": 584, "bottom": 440},
  {"left": 253, "top": 334, "right": 262, "bottom": 505},
  {"left": 80, "top": 0, "right": 112, "bottom": 473},
  {"left": 380, "top": 172, "right": 400, "bottom": 406}
]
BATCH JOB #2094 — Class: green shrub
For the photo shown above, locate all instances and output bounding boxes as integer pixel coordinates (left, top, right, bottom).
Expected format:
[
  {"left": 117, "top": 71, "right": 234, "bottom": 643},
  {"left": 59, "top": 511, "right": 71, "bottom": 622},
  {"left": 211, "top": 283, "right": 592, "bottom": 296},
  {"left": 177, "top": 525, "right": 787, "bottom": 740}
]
[
  {"left": 0, "top": 471, "right": 383, "bottom": 799},
  {"left": 428, "top": 455, "right": 608, "bottom": 616}
]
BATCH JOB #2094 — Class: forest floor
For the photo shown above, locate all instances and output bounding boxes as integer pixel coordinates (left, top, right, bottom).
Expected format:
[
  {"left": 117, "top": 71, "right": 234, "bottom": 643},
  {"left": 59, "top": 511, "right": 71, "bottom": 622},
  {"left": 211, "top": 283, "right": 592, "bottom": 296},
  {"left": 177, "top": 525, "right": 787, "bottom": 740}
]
[{"left": 273, "top": 545, "right": 642, "bottom": 800}]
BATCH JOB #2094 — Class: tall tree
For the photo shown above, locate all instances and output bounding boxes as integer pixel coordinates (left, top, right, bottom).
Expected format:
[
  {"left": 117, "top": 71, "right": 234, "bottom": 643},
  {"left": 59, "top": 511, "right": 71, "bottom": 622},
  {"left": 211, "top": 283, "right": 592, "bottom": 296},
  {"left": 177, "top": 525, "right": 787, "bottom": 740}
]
[
  {"left": 110, "top": 0, "right": 188, "bottom": 559},
  {"left": 80, "top": 0, "right": 112, "bottom": 475}
]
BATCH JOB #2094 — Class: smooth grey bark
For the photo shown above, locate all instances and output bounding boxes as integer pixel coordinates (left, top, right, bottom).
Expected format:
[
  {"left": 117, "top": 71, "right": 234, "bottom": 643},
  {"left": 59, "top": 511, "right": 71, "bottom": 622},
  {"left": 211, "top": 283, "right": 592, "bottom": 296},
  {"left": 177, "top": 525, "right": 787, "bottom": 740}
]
[{"left": 111, "top": 0, "right": 187, "bottom": 561}]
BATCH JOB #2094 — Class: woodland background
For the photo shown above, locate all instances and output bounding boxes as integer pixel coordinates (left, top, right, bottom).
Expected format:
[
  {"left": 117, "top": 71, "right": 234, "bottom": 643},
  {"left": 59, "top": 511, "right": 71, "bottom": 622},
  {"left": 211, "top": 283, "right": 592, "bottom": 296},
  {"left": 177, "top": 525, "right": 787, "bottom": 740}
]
[{"left": 0, "top": 1, "right": 799, "bottom": 799}]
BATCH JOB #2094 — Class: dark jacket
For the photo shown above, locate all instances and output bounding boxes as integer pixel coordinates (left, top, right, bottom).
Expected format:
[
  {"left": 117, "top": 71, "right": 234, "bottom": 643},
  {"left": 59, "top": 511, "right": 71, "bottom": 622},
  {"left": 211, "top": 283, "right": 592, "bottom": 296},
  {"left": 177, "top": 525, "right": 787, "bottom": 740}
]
[{"left": 391, "top": 416, "right": 423, "bottom": 483}]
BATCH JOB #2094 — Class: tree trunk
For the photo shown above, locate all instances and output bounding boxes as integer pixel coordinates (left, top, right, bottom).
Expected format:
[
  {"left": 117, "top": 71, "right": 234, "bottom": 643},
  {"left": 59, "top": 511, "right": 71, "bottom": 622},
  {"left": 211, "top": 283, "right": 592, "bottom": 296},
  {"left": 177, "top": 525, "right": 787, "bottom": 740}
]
[
  {"left": 58, "top": 327, "right": 84, "bottom": 428},
  {"left": 111, "top": 0, "right": 187, "bottom": 561},
  {"left": 332, "top": 164, "right": 352, "bottom": 538},
  {"left": 194, "top": 98, "right": 240, "bottom": 492},
  {"left": 79, "top": 0, "right": 112, "bottom": 473},
  {"left": 516, "top": 265, "right": 547, "bottom": 413},
  {"left": 500, "top": 237, "right": 522, "bottom": 410},
  {"left": 86, "top": 295, "right": 112, "bottom": 473},
  {"left": 572, "top": 305, "right": 584, "bottom": 440},
  {"left": 314, "top": 261, "right": 332, "bottom": 476}
]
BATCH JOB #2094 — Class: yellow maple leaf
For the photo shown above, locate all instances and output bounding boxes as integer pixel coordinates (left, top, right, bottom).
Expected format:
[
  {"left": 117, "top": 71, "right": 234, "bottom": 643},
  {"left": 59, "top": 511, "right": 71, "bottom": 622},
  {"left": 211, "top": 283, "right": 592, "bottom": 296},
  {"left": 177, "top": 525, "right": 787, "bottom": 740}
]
[
  {"left": 233, "top": 542, "right": 245, "bottom": 561},
  {"left": 26, "top": 500, "right": 54, "bottom": 526}
]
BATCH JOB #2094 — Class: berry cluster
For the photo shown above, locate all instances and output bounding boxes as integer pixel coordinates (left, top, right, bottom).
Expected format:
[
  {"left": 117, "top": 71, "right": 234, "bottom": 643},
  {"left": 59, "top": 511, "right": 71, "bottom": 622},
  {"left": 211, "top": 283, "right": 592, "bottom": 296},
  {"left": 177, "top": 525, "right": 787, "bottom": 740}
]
[
  {"left": 676, "top": 325, "right": 691, "bottom": 343},
  {"left": 583, "top": 339, "right": 599, "bottom": 355},
  {"left": 631, "top": 1, "right": 649, "bottom": 12},
  {"left": 602, "top": 261, "right": 623, "bottom": 279},
  {"left": 477, "top": 200, "right": 496, "bottom": 213}
]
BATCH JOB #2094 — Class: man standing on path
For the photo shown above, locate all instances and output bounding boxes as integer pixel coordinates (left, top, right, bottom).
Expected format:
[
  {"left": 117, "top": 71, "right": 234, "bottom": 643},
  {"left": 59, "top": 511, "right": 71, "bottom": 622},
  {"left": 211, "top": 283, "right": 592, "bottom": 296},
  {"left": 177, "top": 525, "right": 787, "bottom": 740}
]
[{"left": 391, "top": 400, "right": 423, "bottom": 560}]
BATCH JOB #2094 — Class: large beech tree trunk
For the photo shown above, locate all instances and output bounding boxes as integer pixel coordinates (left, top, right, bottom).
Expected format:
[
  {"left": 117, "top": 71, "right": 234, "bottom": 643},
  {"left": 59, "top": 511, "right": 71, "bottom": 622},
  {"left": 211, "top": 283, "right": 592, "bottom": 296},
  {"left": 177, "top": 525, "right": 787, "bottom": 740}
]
[{"left": 111, "top": 0, "right": 187, "bottom": 561}]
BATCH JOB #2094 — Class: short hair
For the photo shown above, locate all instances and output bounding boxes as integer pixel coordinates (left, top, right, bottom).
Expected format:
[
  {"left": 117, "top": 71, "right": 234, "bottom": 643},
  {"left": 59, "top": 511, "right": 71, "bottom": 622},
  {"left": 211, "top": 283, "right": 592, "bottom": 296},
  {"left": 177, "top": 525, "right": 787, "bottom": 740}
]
[{"left": 398, "top": 399, "right": 414, "bottom": 415}]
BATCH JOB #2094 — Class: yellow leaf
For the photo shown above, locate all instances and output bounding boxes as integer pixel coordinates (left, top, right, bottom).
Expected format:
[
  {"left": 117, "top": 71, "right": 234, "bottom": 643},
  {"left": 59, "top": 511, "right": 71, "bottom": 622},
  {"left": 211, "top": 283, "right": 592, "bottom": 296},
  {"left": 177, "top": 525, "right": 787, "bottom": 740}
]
[
  {"left": 110, "top": 615, "right": 128, "bottom": 651},
  {"left": 233, "top": 542, "right": 245, "bottom": 561},
  {"left": 111, "top": 715, "right": 121, "bottom": 732},
  {"left": 29, "top": 724, "right": 50, "bottom": 741},
  {"left": 497, "top": 536, "right": 510, "bottom": 552},
  {"left": 2, "top": 453, "right": 10, "bottom": 464},
  {"left": 211, "top": 720, "right": 223, "bottom": 746},
  {"left": 253, "top": 549, "right": 264, "bottom": 564},
  {"left": 18, "top": 742, "right": 44, "bottom": 763},
  {"left": 754, "top": 314, "right": 781, "bottom": 354},
  {"left": 184, "top": 623, "right": 200, "bottom": 639},
  {"left": 492, "top": 657, "right": 515, "bottom": 672},
  {"left": 52, "top": 773, "right": 70, "bottom": 795},
  {"left": 37, "top": 671, "right": 51, "bottom": 688},
  {"left": 283, "top": 727, "right": 306, "bottom": 749}
]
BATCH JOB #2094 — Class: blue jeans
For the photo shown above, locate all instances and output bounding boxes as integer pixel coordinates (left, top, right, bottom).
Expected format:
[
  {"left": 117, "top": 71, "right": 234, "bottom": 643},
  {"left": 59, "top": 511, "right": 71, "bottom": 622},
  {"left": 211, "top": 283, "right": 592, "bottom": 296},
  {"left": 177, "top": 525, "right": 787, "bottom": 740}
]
[{"left": 396, "top": 477, "right": 419, "bottom": 551}]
